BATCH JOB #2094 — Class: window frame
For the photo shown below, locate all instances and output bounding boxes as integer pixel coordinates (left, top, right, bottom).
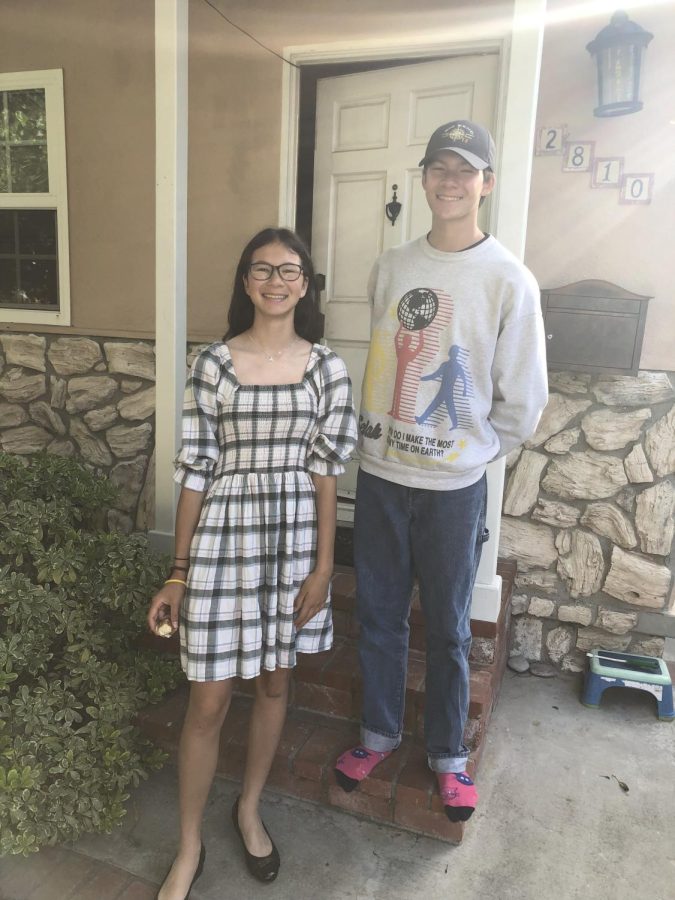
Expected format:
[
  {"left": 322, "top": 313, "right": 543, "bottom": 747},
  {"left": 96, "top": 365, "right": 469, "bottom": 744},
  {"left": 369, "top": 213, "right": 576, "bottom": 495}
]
[{"left": 0, "top": 69, "right": 71, "bottom": 326}]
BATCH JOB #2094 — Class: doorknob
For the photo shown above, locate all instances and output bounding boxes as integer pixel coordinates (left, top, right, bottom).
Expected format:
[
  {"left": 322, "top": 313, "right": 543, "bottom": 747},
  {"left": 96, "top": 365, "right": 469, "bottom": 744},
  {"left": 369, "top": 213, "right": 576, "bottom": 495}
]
[{"left": 385, "top": 185, "right": 402, "bottom": 226}]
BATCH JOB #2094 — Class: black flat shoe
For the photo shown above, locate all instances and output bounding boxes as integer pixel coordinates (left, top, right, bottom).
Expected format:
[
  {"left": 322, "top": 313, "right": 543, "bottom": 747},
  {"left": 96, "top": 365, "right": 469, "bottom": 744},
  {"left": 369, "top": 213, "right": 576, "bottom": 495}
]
[
  {"left": 231, "top": 796, "right": 280, "bottom": 883},
  {"left": 156, "top": 843, "right": 205, "bottom": 900}
]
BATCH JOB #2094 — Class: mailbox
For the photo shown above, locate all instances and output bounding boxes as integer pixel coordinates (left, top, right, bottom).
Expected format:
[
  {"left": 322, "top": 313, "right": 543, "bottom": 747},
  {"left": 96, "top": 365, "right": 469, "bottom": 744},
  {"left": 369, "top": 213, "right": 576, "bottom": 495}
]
[{"left": 540, "top": 279, "right": 651, "bottom": 375}]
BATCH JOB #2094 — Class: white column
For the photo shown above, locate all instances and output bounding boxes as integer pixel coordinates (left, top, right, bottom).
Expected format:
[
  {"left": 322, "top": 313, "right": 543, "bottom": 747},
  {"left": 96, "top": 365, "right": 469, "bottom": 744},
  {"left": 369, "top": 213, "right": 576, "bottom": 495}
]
[
  {"left": 151, "top": 0, "right": 188, "bottom": 553},
  {"left": 493, "top": 0, "right": 546, "bottom": 258},
  {"left": 473, "top": 0, "right": 546, "bottom": 621}
]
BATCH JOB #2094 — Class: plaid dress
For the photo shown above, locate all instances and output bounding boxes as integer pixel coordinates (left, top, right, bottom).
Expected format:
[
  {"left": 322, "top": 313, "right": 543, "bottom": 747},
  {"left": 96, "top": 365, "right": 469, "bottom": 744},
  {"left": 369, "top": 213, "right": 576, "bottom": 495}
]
[{"left": 174, "top": 342, "right": 357, "bottom": 682}]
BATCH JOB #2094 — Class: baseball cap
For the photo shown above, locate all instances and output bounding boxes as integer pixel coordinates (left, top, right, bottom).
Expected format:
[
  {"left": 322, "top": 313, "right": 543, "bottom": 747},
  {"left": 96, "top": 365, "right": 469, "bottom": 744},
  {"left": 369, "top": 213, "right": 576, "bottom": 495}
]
[{"left": 419, "top": 120, "right": 496, "bottom": 170}]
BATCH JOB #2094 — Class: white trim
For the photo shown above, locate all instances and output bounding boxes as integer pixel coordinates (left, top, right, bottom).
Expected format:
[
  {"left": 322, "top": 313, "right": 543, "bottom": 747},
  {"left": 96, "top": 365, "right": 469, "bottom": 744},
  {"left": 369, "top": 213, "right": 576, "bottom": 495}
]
[
  {"left": 475, "top": 0, "right": 546, "bottom": 621},
  {"left": 471, "top": 581, "right": 503, "bottom": 623},
  {"left": 0, "top": 69, "right": 71, "bottom": 326},
  {"left": 151, "top": 0, "right": 188, "bottom": 548},
  {"left": 278, "top": 63, "right": 299, "bottom": 228},
  {"left": 473, "top": 457, "right": 506, "bottom": 623},
  {"left": 492, "top": 0, "right": 546, "bottom": 259}
]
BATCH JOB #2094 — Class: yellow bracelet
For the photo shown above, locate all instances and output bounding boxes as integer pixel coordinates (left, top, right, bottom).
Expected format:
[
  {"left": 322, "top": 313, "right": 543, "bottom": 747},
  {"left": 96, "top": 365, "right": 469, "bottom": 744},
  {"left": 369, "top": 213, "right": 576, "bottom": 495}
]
[{"left": 164, "top": 578, "right": 188, "bottom": 587}]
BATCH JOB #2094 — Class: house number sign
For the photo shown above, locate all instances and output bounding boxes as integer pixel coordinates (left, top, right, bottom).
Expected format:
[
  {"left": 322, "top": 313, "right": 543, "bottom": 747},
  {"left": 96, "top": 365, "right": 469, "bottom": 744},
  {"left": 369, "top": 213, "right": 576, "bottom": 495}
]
[
  {"left": 535, "top": 125, "right": 653, "bottom": 205},
  {"left": 592, "top": 157, "right": 623, "bottom": 188},
  {"left": 620, "top": 173, "right": 654, "bottom": 204},
  {"left": 535, "top": 125, "right": 567, "bottom": 155},
  {"left": 562, "top": 141, "right": 594, "bottom": 172}
]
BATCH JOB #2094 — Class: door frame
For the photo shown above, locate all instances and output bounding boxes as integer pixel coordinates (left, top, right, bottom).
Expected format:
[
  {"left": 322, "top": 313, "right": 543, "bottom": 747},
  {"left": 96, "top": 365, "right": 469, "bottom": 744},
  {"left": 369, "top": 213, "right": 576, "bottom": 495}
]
[
  {"left": 277, "top": 0, "right": 546, "bottom": 622},
  {"left": 279, "top": 0, "right": 546, "bottom": 261},
  {"left": 279, "top": 36, "right": 505, "bottom": 239}
]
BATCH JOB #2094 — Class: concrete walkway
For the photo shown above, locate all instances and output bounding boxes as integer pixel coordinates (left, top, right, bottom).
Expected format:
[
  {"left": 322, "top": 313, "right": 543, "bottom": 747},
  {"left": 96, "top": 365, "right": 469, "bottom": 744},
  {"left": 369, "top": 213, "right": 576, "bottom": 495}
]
[{"left": 2, "top": 671, "right": 673, "bottom": 900}]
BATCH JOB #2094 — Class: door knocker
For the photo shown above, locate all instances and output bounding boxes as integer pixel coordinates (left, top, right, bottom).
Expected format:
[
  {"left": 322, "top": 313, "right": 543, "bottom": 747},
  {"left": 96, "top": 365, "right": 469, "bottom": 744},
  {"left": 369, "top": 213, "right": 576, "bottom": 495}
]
[{"left": 385, "top": 185, "right": 402, "bottom": 226}]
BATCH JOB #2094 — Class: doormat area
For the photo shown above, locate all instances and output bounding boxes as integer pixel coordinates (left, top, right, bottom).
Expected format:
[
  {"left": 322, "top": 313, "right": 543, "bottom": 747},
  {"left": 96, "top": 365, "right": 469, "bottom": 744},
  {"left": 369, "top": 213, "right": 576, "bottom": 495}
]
[{"left": 334, "top": 525, "right": 354, "bottom": 567}]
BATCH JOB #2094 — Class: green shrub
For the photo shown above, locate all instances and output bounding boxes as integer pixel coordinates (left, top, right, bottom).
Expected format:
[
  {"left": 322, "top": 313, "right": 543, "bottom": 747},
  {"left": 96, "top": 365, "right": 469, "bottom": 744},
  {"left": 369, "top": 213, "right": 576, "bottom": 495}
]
[{"left": 0, "top": 452, "right": 182, "bottom": 856}]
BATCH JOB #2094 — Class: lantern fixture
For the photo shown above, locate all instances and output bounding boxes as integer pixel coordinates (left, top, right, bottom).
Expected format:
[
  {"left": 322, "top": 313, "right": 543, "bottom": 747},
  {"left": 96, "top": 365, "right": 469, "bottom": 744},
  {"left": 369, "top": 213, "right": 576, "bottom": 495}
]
[{"left": 586, "top": 10, "right": 653, "bottom": 117}]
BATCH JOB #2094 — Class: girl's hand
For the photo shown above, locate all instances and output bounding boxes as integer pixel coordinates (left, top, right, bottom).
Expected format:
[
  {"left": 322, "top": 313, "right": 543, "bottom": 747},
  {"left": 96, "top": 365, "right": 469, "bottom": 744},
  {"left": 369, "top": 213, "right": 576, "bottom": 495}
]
[
  {"left": 293, "top": 570, "right": 331, "bottom": 630},
  {"left": 147, "top": 583, "right": 186, "bottom": 637}
]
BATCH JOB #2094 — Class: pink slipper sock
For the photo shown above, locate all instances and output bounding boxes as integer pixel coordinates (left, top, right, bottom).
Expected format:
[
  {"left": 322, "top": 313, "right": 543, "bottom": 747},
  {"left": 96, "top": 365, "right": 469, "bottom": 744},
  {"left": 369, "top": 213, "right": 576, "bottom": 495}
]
[
  {"left": 437, "top": 772, "right": 478, "bottom": 822},
  {"left": 334, "top": 745, "right": 394, "bottom": 793}
]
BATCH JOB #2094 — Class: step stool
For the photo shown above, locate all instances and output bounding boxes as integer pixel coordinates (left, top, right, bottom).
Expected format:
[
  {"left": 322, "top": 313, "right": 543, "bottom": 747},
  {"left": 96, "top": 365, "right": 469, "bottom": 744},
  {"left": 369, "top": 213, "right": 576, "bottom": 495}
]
[{"left": 582, "top": 649, "right": 674, "bottom": 721}]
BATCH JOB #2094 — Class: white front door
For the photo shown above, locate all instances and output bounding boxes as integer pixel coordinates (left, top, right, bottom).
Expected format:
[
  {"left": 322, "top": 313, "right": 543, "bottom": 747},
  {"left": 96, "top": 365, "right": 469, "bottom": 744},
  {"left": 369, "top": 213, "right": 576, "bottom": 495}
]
[{"left": 311, "top": 54, "right": 499, "bottom": 502}]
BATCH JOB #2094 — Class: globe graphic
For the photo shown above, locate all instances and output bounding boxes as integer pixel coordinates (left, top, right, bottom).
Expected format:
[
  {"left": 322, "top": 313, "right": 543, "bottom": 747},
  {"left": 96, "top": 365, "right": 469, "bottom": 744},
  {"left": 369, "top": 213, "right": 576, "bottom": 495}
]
[{"left": 397, "top": 288, "right": 439, "bottom": 331}]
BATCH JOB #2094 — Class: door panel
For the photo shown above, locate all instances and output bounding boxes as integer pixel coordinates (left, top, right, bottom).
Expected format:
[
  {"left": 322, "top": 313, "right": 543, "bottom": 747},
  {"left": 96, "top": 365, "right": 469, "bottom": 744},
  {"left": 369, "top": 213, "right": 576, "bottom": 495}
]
[
  {"left": 333, "top": 97, "right": 391, "bottom": 151},
  {"left": 312, "top": 54, "right": 499, "bottom": 501},
  {"left": 331, "top": 174, "right": 386, "bottom": 299}
]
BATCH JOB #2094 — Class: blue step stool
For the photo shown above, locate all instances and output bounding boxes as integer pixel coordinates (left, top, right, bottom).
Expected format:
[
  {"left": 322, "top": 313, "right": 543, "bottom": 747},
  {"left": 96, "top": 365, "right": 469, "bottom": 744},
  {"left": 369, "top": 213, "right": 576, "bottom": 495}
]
[{"left": 582, "top": 649, "right": 674, "bottom": 721}]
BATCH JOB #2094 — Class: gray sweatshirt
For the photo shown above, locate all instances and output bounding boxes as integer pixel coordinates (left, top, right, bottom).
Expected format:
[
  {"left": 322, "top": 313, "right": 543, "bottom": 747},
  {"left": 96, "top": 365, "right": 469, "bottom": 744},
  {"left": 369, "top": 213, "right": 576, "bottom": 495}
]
[{"left": 358, "top": 234, "right": 548, "bottom": 490}]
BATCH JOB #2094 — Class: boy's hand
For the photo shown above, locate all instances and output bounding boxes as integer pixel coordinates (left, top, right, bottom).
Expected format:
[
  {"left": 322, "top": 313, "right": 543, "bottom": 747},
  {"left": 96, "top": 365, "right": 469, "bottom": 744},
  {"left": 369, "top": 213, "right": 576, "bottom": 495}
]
[{"left": 294, "top": 570, "right": 331, "bottom": 630}]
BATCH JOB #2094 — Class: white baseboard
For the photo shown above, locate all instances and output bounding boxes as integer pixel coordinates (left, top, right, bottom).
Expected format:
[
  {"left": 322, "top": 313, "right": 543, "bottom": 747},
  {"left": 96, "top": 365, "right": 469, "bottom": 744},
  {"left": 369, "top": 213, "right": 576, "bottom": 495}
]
[
  {"left": 147, "top": 529, "right": 175, "bottom": 555},
  {"left": 471, "top": 576, "right": 503, "bottom": 623}
]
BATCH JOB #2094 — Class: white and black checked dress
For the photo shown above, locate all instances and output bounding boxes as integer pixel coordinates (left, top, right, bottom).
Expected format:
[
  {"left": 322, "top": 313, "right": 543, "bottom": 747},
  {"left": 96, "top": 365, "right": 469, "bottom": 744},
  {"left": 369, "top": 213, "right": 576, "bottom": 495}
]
[{"left": 174, "top": 342, "right": 357, "bottom": 682}]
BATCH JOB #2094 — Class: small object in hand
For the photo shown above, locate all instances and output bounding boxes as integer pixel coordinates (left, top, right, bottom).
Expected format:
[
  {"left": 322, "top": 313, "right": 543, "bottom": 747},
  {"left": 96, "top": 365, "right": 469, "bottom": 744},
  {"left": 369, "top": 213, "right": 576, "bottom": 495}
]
[{"left": 156, "top": 620, "right": 175, "bottom": 638}]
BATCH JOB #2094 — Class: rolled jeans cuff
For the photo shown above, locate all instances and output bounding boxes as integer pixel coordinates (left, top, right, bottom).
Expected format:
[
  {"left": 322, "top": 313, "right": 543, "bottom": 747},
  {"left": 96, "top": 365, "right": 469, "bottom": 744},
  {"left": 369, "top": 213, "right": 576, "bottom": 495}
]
[
  {"left": 361, "top": 726, "right": 401, "bottom": 753},
  {"left": 428, "top": 753, "right": 470, "bottom": 774}
]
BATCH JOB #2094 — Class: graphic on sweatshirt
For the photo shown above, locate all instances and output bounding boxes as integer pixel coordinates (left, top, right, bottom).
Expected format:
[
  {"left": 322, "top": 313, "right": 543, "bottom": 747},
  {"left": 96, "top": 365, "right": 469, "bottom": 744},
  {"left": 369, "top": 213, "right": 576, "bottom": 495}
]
[
  {"left": 415, "top": 344, "right": 473, "bottom": 430},
  {"left": 388, "top": 288, "right": 453, "bottom": 424},
  {"left": 385, "top": 287, "right": 472, "bottom": 433},
  {"left": 389, "top": 324, "right": 425, "bottom": 418}
]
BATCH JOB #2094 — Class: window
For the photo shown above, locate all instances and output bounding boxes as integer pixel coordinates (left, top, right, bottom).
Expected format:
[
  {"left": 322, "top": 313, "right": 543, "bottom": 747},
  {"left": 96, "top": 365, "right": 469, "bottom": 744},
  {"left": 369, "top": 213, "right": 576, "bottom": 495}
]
[{"left": 0, "top": 70, "right": 70, "bottom": 325}]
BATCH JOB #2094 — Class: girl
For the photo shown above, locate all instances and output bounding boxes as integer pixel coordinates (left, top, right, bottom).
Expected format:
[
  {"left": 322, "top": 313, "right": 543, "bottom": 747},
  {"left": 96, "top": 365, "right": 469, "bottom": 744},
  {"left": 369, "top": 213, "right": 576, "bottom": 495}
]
[{"left": 148, "top": 228, "right": 357, "bottom": 898}]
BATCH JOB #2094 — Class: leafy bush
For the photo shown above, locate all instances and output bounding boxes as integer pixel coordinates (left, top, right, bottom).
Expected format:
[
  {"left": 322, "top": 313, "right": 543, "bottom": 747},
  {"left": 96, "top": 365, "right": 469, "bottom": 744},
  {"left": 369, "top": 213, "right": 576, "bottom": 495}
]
[{"left": 0, "top": 452, "right": 182, "bottom": 856}]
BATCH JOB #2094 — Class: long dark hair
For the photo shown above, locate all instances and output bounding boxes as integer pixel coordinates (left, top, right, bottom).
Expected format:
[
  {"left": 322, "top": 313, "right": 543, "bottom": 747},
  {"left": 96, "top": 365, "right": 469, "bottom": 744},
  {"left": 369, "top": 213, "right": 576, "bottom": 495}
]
[{"left": 223, "top": 227, "right": 322, "bottom": 342}]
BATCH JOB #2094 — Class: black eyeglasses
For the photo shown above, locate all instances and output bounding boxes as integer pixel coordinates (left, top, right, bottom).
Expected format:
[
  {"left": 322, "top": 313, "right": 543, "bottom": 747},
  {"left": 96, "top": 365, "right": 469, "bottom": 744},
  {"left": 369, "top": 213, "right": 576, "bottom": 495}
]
[{"left": 248, "top": 262, "right": 304, "bottom": 282}]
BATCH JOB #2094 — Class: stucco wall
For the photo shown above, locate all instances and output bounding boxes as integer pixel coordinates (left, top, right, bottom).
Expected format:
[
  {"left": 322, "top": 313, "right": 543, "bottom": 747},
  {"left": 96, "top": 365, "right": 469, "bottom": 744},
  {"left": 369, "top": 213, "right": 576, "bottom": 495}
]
[
  {"left": 0, "top": 0, "right": 155, "bottom": 336},
  {"left": 525, "top": 0, "right": 675, "bottom": 371},
  {"left": 1, "top": 0, "right": 673, "bottom": 366}
]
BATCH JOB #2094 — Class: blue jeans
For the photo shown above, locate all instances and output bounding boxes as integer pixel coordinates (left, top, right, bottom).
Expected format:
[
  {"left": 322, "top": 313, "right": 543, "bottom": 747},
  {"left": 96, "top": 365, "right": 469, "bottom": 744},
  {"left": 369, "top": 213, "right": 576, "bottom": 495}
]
[{"left": 354, "top": 468, "right": 488, "bottom": 773}]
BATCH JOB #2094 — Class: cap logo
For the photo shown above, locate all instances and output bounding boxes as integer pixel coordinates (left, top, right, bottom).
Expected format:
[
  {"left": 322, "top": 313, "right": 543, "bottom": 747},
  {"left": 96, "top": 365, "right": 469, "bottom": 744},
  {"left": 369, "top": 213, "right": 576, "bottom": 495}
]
[{"left": 442, "top": 124, "right": 474, "bottom": 144}]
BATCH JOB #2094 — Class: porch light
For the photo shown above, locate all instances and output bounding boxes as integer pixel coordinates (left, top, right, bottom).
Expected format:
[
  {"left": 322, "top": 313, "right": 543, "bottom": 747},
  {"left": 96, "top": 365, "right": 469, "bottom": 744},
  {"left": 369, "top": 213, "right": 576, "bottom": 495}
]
[{"left": 586, "top": 10, "right": 653, "bottom": 117}]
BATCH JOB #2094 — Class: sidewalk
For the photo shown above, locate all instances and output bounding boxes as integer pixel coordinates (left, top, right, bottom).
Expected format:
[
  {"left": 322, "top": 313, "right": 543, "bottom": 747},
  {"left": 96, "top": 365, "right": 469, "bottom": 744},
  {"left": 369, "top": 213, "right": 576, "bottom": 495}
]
[
  {"left": 2, "top": 671, "right": 674, "bottom": 900},
  {"left": 0, "top": 848, "right": 156, "bottom": 900}
]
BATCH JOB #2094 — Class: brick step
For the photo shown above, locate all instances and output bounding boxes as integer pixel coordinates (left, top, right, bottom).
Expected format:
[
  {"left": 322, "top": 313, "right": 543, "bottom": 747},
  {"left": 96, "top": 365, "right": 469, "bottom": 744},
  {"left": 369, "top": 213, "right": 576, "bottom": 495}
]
[
  {"left": 141, "top": 561, "right": 515, "bottom": 747},
  {"left": 231, "top": 638, "right": 495, "bottom": 749},
  {"left": 135, "top": 688, "right": 476, "bottom": 843},
  {"left": 144, "top": 558, "right": 515, "bottom": 678},
  {"left": 136, "top": 560, "right": 515, "bottom": 843},
  {"left": 331, "top": 559, "right": 516, "bottom": 660}
]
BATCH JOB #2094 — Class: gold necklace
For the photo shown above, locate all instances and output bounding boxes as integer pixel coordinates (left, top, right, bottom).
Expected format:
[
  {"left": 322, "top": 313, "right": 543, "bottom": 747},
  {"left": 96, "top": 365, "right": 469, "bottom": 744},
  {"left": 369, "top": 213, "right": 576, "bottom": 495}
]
[{"left": 247, "top": 332, "right": 298, "bottom": 363}]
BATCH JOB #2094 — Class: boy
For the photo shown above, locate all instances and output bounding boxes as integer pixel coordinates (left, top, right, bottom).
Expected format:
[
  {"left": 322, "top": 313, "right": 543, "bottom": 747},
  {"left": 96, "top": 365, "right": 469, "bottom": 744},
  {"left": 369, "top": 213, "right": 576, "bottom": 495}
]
[{"left": 334, "top": 120, "right": 548, "bottom": 821}]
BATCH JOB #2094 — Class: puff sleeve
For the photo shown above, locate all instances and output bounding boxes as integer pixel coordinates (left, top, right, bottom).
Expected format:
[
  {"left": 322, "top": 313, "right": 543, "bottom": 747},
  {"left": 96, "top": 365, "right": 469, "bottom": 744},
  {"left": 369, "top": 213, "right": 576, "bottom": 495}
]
[
  {"left": 173, "top": 348, "right": 222, "bottom": 492},
  {"left": 307, "top": 352, "right": 358, "bottom": 477}
]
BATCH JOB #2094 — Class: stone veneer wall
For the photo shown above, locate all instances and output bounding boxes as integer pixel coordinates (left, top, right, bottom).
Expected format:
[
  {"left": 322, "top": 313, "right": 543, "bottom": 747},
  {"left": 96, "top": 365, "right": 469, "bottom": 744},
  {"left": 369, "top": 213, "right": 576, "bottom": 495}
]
[
  {"left": 0, "top": 333, "right": 208, "bottom": 533},
  {"left": 2, "top": 334, "right": 674, "bottom": 669},
  {"left": 499, "top": 370, "right": 675, "bottom": 671}
]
